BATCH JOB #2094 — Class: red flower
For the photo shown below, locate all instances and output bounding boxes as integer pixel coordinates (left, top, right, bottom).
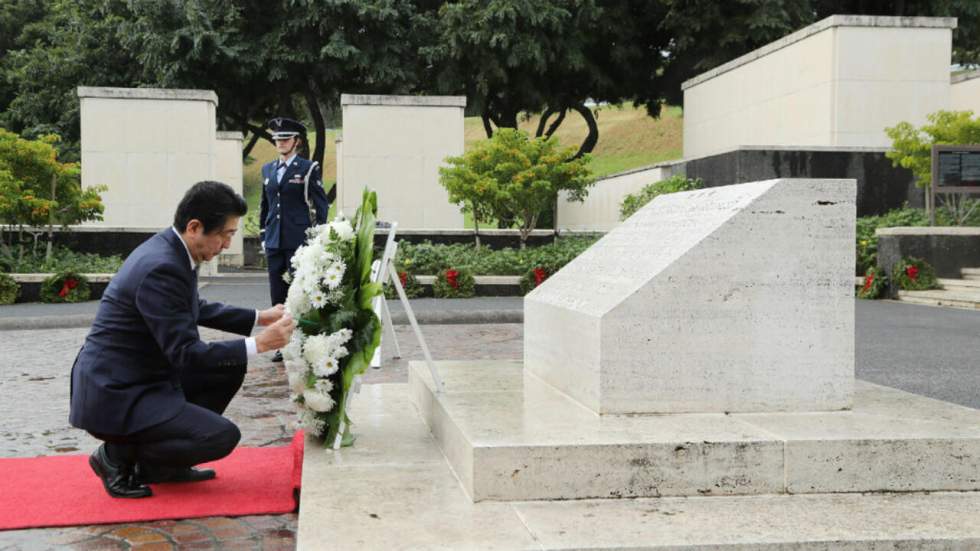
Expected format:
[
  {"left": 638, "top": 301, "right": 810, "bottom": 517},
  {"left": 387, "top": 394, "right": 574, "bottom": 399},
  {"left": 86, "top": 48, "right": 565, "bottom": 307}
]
[
  {"left": 398, "top": 271, "right": 408, "bottom": 288},
  {"left": 533, "top": 267, "right": 548, "bottom": 287},
  {"left": 862, "top": 274, "right": 874, "bottom": 292},
  {"left": 905, "top": 265, "right": 919, "bottom": 281},
  {"left": 445, "top": 269, "right": 460, "bottom": 289},
  {"left": 58, "top": 278, "right": 79, "bottom": 298}
]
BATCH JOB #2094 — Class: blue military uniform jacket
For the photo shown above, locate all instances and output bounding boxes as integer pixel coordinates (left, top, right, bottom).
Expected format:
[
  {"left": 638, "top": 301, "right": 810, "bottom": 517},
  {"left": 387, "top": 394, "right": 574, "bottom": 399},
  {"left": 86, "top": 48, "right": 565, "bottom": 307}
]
[
  {"left": 69, "top": 229, "right": 255, "bottom": 436},
  {"left": 259, "top": 156, "right": 329, "bottom": 250}
]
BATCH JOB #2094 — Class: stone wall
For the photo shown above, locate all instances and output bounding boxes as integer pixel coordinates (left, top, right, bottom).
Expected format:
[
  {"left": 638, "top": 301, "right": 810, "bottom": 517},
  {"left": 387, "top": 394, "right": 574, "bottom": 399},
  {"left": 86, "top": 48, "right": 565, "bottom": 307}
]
[
  {"left": 76, "top": 86, "right": 244, "bottom": 269},
  {"left": 951, "top": 71, "right": 980, "bottom": 114},
  {"left": 876, "top": 227, "right": 980, "bottom": 285},
  {"left": 682, "top": 15, "right": 956, "bottom": 159},
  {"left": 338, "top": 94, "right": 466, "bottom": 229},
  {"left": 684, "top": 146, "right": 922, "bottom": 216},
  {"left": 557, "top": 161, "right": 685, "bottom": 231}
]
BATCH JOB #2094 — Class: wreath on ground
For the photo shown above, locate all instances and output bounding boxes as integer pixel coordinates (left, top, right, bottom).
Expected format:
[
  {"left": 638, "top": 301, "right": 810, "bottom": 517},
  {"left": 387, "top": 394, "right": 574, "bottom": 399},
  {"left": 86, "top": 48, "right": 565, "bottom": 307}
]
[
  {"left": 40, "top": 271, "right": 91, "bottom": 303},
  {"left": 519, "top": 265, "right": 555, "bottom": 295},
  {"left": 891, "top": 257, "right": 938, "bottom": 291},
  {"left": 0, "top": 273, "right": 18, "bottom": 305},
  {"left": 856, "top": 267, "right": 887, "bottom": 299},
  {"left": 432, "top": 267, "right": 475, "bottom": 298},
  {"left": 384, "top": 270, "right": 424, "bottom": 299}
]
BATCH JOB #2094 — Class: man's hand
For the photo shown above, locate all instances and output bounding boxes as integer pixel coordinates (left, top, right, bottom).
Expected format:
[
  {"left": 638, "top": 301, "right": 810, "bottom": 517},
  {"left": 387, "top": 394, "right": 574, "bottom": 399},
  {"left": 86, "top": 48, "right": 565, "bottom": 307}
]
[
  {"left": 257, "top": 304, "right": 286, "bottom": 326},
  {"left": 255, "top": 313, "right": 296, "bottom": 354}
]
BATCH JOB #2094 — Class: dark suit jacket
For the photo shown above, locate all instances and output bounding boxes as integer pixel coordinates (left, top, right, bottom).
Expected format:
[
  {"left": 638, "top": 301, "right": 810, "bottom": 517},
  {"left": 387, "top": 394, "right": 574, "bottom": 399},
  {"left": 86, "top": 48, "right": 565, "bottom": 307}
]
[
  {"left": 69, "top": 229, "right": 255, "bottom": 436},
  {"left": 259, "top": 156, "right": 329, "bottom": 250}
]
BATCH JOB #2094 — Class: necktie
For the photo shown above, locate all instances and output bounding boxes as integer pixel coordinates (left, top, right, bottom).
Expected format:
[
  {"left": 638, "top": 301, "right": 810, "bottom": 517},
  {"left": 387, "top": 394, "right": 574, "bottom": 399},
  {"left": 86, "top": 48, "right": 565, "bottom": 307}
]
[{"left": 277, "top": 161, "right": 287, "bottom": 184}]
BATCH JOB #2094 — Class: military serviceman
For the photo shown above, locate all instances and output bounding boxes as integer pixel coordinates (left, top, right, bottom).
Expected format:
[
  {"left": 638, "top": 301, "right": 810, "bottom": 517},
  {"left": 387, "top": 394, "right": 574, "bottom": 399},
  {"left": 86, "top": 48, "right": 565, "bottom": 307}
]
[{"left": 260, "top": 117, "right": 329, "bottom": 361}]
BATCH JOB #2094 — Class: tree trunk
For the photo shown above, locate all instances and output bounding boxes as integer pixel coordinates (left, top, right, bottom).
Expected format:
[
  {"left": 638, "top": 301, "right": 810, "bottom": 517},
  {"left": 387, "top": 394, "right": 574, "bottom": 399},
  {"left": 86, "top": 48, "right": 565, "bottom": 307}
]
[
  {"left": 46, "top": 173, "right": 56, "bottom": 262},
  {"left": 545, "top": 109, "right": 566, "bottom": 139},
  {"left": 481, "top": 111, "right": 494, "bottom": 138},
  {"left": 472, "top": 204, "right": 481, "bottom": 249},
  {"left": 535, "top": 108, "right": 556, "bottom": 137},
  {"left": 536, "top": 107, "right": 567, "bottom": 139},
  {"left": 570, "top": 103, "right": 599, "bottom": 160},
  {"left": 245, "top": 123, "right": 273, "bottom": 150},
  {"left": 303, "top": 84, "right": 334, "bottom": 204},
  {"left": 242, "top": 130, "right": 262, "bottom": 160}
]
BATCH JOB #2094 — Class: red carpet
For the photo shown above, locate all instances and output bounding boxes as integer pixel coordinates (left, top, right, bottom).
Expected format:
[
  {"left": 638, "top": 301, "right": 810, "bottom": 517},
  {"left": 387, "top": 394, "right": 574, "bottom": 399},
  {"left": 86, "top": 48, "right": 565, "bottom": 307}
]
[{"left": 0, "top": 431, "right": 305, "bottom": 530}]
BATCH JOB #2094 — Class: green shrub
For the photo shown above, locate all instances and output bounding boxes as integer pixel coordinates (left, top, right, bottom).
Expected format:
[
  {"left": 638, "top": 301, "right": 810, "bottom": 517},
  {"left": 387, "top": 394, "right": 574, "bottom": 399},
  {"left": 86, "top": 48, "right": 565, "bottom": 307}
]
[
  {"left": 440, "top": 128, "right": 594, "bottom": 248},
  {"left": 432, "top": 267, "right": 475, "bottom": 298},
  {"left": 383, "top": 270, "right": 424, "bottom": 299},
  {"left": 856, "top": 267, "right": 887, "bottom": 300},
  {"left": 519, "top": 265, "right": 556, "bottom": 295},
  {"left": 0, "top": 246, "right": 123, "bottom": 274},
  {"left": 40, "top": 271, "right": 91, "bottom": 303},
  {"left": 619, "top": 175, "right": 703, "bottom": 220},
  {"left": 891, "top": 257, "right": 938, "bottom": 291},
  {"left": 0, "top": 273, "right": 18, "bottom": 304},
  {"left": 393, "top": 237, "right": 598, "bottom": 277},
  {"left": 855, "top": 206, "right": 930, "bottom": 274}
]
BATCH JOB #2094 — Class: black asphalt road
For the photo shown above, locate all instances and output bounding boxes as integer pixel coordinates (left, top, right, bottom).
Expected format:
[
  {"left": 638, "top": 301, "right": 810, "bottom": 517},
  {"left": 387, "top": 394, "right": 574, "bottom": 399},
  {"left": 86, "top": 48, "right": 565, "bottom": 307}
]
[{"left": 857, "top": 299, "right": 980, "bottom": 409}]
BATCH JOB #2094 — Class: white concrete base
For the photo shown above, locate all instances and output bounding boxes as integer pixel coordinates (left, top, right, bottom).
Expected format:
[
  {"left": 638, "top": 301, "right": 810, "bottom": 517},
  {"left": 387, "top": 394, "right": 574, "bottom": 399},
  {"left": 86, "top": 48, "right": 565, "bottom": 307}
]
[
  {"left": 296, "top": 382, "right": 980, "bottom": 550},
  {"left": 410, "top": 361, "right": 980, "bottom": 502}
]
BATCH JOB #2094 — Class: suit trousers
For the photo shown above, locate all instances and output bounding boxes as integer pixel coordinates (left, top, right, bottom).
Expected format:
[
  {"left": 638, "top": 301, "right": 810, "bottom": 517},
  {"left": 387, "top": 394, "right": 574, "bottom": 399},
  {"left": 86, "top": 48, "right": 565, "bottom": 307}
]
[
  {"left": 91, "top": 364, "right": 246, "bottom": 468},
  {"left": 266, "top": 248, "right": 296, "bottom": 306}
]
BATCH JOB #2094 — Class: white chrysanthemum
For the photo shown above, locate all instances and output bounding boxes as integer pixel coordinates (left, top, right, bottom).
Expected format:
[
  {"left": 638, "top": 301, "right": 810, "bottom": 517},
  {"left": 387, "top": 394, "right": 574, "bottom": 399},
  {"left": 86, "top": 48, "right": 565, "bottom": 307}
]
[
  {"left": 282, "top": 333, "right": 304, "bottom": 361},
  {"left": 310, "top": 290, "right": 327, "bottom": 309},
  {"left": 285, "top": 284, "right": 310, "bottom": 317},
  {"left": 314, "top": 379, "right": 333, "bottom": 395},
  {"left": 286, "top": 368, "right": 307, "bottom": 394},
  {"left": 313, "top": 356, "right": 339, "bottom": 377},
  {"left": 296, "top": 409, "right": 326, "bottom": 436},
  {"left": 303, "top": 388, "right": 335, "bottom": 412},
  {"left": 322, "top": 270, "right": 342, "bottom": 289},
  {"left": 330, "top": 219, "right": 355, "bottom": 241},
  {"left": 302, "top": 334, "right": 332, "bottom": 368}
]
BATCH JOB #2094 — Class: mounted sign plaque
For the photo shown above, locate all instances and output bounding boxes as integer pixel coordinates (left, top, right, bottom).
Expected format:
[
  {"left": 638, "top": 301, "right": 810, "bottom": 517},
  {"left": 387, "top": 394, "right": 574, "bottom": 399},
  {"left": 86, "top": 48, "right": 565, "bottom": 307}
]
[{"left": 929, "top": 144, "right": 980, "bottom": 224}]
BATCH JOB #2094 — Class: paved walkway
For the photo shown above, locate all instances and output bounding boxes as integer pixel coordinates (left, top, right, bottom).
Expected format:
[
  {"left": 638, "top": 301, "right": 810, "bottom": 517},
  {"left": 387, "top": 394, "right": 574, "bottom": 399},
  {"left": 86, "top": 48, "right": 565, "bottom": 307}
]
[
  {"left": 0, "top": 323, "right": 522, "bottom": 550},
  {"left": 1, "top": 290, "right": 978, "bottom": 549}
]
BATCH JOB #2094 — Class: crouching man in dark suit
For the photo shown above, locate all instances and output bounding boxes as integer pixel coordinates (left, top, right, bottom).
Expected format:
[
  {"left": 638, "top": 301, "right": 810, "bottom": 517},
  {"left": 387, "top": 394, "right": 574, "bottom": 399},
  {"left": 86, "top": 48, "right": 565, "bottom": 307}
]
[{"left": 69, "top": 181, "right": 297, "bottom": 498}]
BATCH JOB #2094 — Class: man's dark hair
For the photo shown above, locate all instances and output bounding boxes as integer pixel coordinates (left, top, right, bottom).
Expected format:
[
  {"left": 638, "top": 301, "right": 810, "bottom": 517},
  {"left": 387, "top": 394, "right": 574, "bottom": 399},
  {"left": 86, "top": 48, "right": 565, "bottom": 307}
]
[{"left": 173, "top": 181, "right": 248, "bottom": 233}]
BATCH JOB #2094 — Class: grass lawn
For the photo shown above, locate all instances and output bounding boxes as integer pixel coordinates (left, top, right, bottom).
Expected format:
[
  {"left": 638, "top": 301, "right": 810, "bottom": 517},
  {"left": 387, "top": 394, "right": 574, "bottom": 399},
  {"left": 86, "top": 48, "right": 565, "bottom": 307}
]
[{"left": 242, "top": 104, "right": 683, "bottom": 234}]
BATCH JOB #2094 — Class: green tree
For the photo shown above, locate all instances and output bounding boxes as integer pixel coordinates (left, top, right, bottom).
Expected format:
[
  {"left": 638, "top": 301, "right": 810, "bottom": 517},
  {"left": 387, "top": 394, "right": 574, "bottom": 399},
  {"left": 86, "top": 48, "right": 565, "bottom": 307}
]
[
  {"left": 426, "top": 1, "right": 678, "bottom": 158},
  {"left": 0, "top": 0, "right": 141, "bottom": 161},
  {"left": 126, "top": 0, "right": 438, "bottom": 201},
  {"left": 440, "top": 129, "right": 594, "bottom": 248},
  {"left": 885, "top": 110, "right": 980, "bottom": 225},
  {"left": 438, "top": 154, "right": 499, "bottom": 248},
  {"left": 0, "top": 129, "right": 105, "bottom": 261}
]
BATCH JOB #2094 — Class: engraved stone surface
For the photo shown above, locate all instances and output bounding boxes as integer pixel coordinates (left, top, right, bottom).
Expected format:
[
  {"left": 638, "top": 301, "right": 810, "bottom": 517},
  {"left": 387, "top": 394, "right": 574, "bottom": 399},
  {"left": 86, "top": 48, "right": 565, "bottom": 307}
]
[{"left": 525, "top": 179, "right": 856, "bottom": 414}]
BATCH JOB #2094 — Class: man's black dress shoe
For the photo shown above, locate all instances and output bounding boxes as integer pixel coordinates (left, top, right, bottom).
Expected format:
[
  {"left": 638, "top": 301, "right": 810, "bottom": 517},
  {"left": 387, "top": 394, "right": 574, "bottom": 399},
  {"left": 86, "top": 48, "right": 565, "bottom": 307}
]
[
  {"left": 137, "top": 463, "right": 217, "bottom": 484},
  {"left": 271, "top": 351, "right": 283, "bottom": 362},
  {"left": 89, "top": 444, "right": 152, "bottom": 498}
]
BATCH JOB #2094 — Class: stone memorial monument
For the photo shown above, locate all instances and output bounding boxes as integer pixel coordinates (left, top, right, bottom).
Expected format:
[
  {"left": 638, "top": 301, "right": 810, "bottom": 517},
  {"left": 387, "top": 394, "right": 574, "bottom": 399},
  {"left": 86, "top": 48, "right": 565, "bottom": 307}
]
[{"left": 297, "top": 178, "right": 980, "bottom": 548}]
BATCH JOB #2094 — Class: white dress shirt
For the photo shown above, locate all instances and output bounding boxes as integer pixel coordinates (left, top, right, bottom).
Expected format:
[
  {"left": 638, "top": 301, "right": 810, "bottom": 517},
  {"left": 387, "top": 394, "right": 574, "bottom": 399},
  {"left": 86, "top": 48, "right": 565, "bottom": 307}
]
[
  {"left": 276, "top": 153, "right": 297, "bottom": 183},
  {"left": 171, "top": 227, "right": 260, "bottom": 358}
]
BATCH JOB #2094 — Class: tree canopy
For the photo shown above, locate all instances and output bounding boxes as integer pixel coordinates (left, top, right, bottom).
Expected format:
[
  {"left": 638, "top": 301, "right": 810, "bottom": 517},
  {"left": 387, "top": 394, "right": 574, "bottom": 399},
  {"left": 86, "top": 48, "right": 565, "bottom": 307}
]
[{"left": 2, "top": 0, "right": 978, "bottom": 173}]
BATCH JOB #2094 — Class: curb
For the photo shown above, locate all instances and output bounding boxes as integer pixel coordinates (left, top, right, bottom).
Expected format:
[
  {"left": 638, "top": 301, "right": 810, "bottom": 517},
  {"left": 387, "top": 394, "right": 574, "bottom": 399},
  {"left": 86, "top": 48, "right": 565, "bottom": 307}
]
[
  {"left": 0, "top": 309, "right": 524, "bottom": 331},
  {"left": 0, "top": 314, "right": 100, "bottom": 331}
]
